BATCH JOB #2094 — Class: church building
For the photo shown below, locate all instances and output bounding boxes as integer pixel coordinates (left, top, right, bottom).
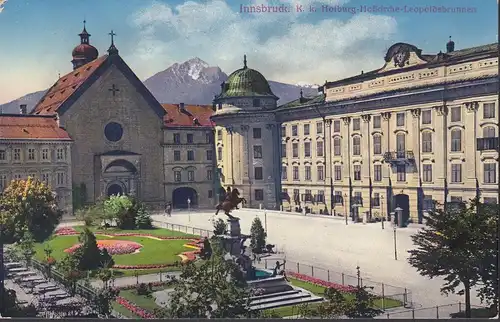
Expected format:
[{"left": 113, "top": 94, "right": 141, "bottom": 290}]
[{"left": 0, "top": 23, "right": 217, "bottom": 213}]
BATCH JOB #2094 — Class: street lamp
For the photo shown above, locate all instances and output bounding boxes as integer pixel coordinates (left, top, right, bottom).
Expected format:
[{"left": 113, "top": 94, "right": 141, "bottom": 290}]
[
  {"left": 352, "top": 203, "right": 361, "bottom": 223},
  {"left": 343, "top": 193, "right": 348, "bottom": 225},
  {"left": 395, "top": 206, "right": 403, "bottom": 228},
  {"left": 380, "top": 195, "right": 385, "bottom": 229},
  {"left": 393, "top": 225, "right": 398, "bottom": 260}
]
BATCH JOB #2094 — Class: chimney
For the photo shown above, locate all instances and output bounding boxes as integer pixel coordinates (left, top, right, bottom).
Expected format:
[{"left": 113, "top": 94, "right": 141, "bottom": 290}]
[
  {"left": 20, "top": 104, "right": 27, "bottom": 114},
  {"left": 446, "top": 36, "right": 455, "bottom": 53},
  {"left": 179, "top": 103, "right": 185, "bottom": 110}
]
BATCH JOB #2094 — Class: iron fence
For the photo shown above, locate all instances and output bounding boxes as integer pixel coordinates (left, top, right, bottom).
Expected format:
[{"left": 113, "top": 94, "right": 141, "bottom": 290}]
[
  {"left": 153, "top": 220, "right": 213, "bottom": 238},
  {"left": 381, "top": 303, "right": 490, "bottom": 319},
  {"left": 263, "top": 258, "right": 412, "bottom": 309}
]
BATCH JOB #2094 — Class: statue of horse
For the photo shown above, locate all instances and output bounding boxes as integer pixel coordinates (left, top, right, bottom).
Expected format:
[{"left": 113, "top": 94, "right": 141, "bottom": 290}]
[{"left": 215, "top": 188, "right": 247, "bottom": 219}]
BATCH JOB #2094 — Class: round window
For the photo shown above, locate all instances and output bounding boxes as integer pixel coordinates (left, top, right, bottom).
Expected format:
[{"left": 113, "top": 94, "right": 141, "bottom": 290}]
[{"left": 104, "top": 122, "right": 123, "bottom": 142}]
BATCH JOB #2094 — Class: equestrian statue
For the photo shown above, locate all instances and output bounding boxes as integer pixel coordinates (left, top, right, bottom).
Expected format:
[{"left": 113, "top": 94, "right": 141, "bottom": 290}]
[{"left": 215, "top": 186, "right": 247, "bottom": 219}]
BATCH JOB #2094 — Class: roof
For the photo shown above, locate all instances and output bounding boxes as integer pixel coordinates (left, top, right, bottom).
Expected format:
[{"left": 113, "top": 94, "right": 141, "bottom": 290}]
[
  {"left": 32, "top": 56, "right": 108, "bottom": 115},
  {"left": 162, "top": 104, "right": 214, "bottom": 128},
  {"left": 323, "top": 42, "right": 498, "bottom": 88},
  {"left": 278, "top": 93, "right": 325, "bottom": 109},
  {"left": 0, "top": 114, "right": 72, "bottom": 140}
]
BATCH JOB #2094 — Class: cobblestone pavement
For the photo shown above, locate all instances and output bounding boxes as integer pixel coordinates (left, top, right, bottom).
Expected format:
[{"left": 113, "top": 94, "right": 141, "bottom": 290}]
[{"left": 150, "top": 208, "right": 483, "bottom": 311}]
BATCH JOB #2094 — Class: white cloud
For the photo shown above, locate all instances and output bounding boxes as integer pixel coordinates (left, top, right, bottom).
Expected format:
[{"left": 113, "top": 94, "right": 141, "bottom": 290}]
[
  {"left": 0, "top": 0, "right": 7, "bottom": 13},
  {"left": 130, "top": 0, "right": 397, "bottom": 84}
]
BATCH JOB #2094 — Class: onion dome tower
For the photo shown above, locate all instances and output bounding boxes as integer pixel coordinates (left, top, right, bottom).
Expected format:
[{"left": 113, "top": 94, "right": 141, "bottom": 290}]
[{"left": 71, "top": 20, "right": 99, "bottom": 70}]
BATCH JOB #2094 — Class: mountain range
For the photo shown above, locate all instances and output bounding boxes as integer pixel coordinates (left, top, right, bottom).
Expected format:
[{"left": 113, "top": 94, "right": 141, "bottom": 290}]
[{"left": 0, "top": 58, "right": 319, "bottom": 114}]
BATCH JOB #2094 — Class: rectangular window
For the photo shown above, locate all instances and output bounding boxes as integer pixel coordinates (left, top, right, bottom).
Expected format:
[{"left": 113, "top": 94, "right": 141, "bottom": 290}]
[
  {"left": 316, "top": 141, "right": 324, "bottom": 157},
  {"left": 217, "top": 147, "right": 222, "bottom": 161},
  {"left": 373, "top": 136, "right": 381, "bottom": 155},
  {"left": 352, "top": 137, "right": 360, "bottom": 155},
  {"left": 483, "top": 103, "right": 496, "bottom": 119},
  {"left": 208, "top": 190, "right": 213, "bottom": 198},
  {"left": 374, "top": 165, "right": 382, "bottom": 182},
  {"left": 333, "top": 120, "right": 340, "bottom": 132},
  {"left": 205, "top": 132, "right": 213, "bottom": 144},
  {"left": 292, "top": 143, "right": 298, "bottom": 158},
  {"left": 28, "top": 148, "right": 35, "bottom": 161},
  {"left": 187, "top": 150, "right": 194, "bottom": 161},
  {"left": 421, "top": 110, "right": 432, "bottom": 124},
  {"left": 451, "top": 164, "right": 462, "bottom": 183},
  {"left": 484, "top": 163, "right": 496, "bottom": 183},
  {"left": 450, "top": 196, "right": 462, "bottom": 203},
  {"left": 281, "top": 126, "right": 286, "bottom": 137},
  {"left": 217, "top": 130, "right": 222, "bottom": 141},
  {"left": 292, "top": 125, "right": 298, "bottom": 136},
  {"left": 56, "top": 148, "right": 65, "bottom": 161},
  {"left": 316, "top": 190, "right": 325, "bottom": 203},
  {"left": 282, "top": 166, "right": 287, "bottom": 180},
  {"left": 316, "top": 122, "right": 323, "bottom": 134},
  {"left": 56, "top": 172, "right": 65, "bottom": 186},
  {"left": 423, "top": 195, "right": 435, "bottom": 211},
  {"left": 255, "top": 189, "right": 264, "bottom": 201},
  {"left": 174, "top": 151, "right": 181, "bottom": 161},
  {"left": 0, "top": 150, "right": 5, "bottom": 161},
  {"left": 333, "top": 138, "right": 341, "bottom": 156},
  {"left": 174, "top": 171, "right": 181, "bottom": 182},
  {"left": 396, "top": 165, "right": 406, "bottom": 182},
  {"left": 372, "top": 115, "right": 381, "bottom": 129},
  {"left": 372, "top": 193, "right": 380, "bottom": 207},
  {"left": 188, "top": 170, "right": 194, "bottom": 181},
  {"left": 317, "top": 165, "right": 324, "bottom": 181},
  {"left": 253, "top": 99, "right": 260, "bottom": 107},
  {"left": 0, "top": 174, "right": 6, "bottom": 191},
  {"left": 13, "top": 148, "right": 20, "bottom": 161},
  {"left": 451, "top": 130, "right": 462, "bottom": 152},
  {"left": 422, "top": 132, "right": 433, "bottom": 153},
  {"left": 396, "top": 113, "right": 405, "bottom": 126},
  {"left": 281, "top": 144, "right": 287, "bottom": 158},
  {"left": 173, "top": 133, "right": 181, "bottom": 144},
  {"left": 254, "top": 167, "right": 263, "bottom": 180},
  {"left": 304, "top": 124, "right": 310, "bottom": 136},
  {"left": 354, "top": 192, "right": 363, "bottom": 206},
  {"left": 42, "top": 148, "right": 49, "bottom": 161},
  {"left": 305, "top": 166, "right": 311, "bottom": 180},
  {"left": 206, "top": 150, "right": 213, "bottom": 161},
  {"left": 484, "top": 197, "right": 497, "bottom": 204},
  {"left": 13, "top": 174, "right": 22, "bottom": 180},
  {"left": 187, "top": 133, "right": 194, "bottom": 144},
  {"left": 253, "top": 145, "right": 263, "bottom": 159},
  {"left": 352, "top": 118, "right": 360, "bottom": 131},
  {"left": 304, "top": 190, "right": 312, "bottom": 202},
  {"left": 334, "top": 165, "right": 342, "bottom": 180},
  {"left": 293, "top": 166, "right": 299, "bottom": 181},
  {"left": 334, "top": 191, "right": 343, "bottom": 204},
  {"left": 353, "top": 165, "right": 361, "bottom": 181},
  {"left": 206, "top": 170, "right": 213, "bottom": 181},
  {"left": 42, "top": 173, "right": 50, "bottom": 186},
  {"left": 451, "top": 107, "right": 461, "bottom": 122},
  {"left": 423, "top": 164, "right": 433, "bottom": 182},
  {"left": 304, "top": 142, "right": 311, "bottom": 157},
  {"left": 253, "top": 128, "right": 262, "bottom": 139}
]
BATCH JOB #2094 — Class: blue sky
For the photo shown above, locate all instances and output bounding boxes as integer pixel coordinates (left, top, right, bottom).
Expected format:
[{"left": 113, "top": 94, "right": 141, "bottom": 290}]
[{"left": 0, "top": 0, "right": 497, "bottom": 104}]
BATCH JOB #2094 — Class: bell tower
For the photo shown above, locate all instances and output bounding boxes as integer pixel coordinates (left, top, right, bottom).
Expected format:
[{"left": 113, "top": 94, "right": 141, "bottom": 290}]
[{"left": 211, "top": 55, "right": 282, "bottom": 210}]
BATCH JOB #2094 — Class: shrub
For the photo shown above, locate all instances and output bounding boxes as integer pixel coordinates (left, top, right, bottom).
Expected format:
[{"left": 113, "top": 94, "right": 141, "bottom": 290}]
[
  {"left": 135, "top": 206, "right": 153, "bottom": 229},
  {"left": 136, "top": 283, "right": 152, "bottom": 296},
  {"left": 73, "top": 228, "right": 115, "bottom": 271},
  {"left": 250, "top": 217, "right": 266, "bottom": 254},
  {"left": 213, "top": 218, "right": 227, "bottom": 235}
]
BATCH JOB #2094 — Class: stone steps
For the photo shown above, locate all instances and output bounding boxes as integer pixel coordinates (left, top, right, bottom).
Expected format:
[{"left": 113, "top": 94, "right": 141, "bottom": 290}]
[
  {"left": 250, "top": 289, "right": 300, "bottom": 301},
  {"left": 251, "top": 293, "right": 323, "bottom": 311},
  {"left": 251, "top": 292, "right": 313, "bottom": 306}
]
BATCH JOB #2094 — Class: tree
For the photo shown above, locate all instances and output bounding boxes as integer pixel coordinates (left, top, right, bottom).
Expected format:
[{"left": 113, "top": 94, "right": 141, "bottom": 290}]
[
  {"left": 73, "top": 228, "right": 114, "bottom": 271},
  {"left": 17, "top": 230, "right": 36, "bottom": 266},
  {"left": 345, "top": 286, "right": 383, "bottom": 318},
  {"left": 135, "top": 205, "right": 153, "bottom": 229},
  {"left": 103, "top": 195, "right": 133, "bottom": 228},
  {"left": 0, "top": 177, "right": 62, "bottom": 242},
  {"left": 58, "top": 254, "right": 83, "bottom": 296},
  {"left": 160, "top": 240, "right": 252, "bottom": 318},
  {"left": 250, "top": 217, "right": 266, "bottom": 254},
  {"left": 213, "top": 218, "right": 227, "bottom": 235},
  {"left": 1, "top": 287, "right": 38, "bottom": 317},
  {"left": 92, "top": 285, "right": 119, "bottom": 317},
  {"left": 408, "top": 198, "right": 491, "bottom": 318}
]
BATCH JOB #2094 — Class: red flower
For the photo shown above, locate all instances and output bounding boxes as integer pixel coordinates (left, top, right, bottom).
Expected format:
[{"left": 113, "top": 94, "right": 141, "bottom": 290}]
[
  {"left": 286, "top": 271, "right": 356, "bottom": 293},
  {"left": 116, "top": 296, "right": 156, "bottom": 318},
  {"left": 54, "top": 227, "right": 78, "bottom": 236},
  {"left": 46, "top": 257, "right": 56, "bottom": 265}
]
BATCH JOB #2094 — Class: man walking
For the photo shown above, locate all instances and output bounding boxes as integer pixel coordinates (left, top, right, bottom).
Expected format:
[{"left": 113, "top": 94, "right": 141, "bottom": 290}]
[{"left": 165, "top": 202, "right": 172, "bottom": 217}]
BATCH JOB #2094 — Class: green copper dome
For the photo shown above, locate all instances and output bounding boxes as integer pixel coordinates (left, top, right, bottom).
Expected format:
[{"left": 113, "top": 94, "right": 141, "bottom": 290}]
[{"left": 218, "top": 55, "right": 277, "bottom": 99}]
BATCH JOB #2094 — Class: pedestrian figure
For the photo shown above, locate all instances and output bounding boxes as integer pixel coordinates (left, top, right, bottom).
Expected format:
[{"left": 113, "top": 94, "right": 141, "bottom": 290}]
[{"left": 165, "top": 202, "right": 172, "bottom": 217}]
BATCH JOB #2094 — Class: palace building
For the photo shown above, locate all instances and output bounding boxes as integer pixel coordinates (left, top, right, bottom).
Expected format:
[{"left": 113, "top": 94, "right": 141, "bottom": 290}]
[
  {"left": 0, "top": 24, "right": 217, "bottom": 213},
  {"left": 214, "top": 39, "right": 498, "bottom": 224}
]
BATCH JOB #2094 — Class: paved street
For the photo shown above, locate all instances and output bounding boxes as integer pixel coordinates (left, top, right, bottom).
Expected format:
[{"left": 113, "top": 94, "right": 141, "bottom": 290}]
[{"left": 151, "top": 208, "right": 482, "bottom": 310}]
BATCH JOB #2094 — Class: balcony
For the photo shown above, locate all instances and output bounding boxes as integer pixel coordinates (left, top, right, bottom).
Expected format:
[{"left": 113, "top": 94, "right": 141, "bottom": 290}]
[
  {"left": 477, "top": 137, "right": 499, "bottom": 151},
  {"left": 383, "top": 151, "right": 415, "bottom": 164}
]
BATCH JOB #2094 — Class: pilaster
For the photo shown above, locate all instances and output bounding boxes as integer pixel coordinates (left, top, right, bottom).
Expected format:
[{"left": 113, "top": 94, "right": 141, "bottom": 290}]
[
  {"left": 225, "top": 126, "right": 234, "bottom": 185},
  {"left": 433, "top": 105, "right": 448, "bottom": 188},
  {"left": 381, "top": 112, "right": 391, "bottom": 182},
  {"left": 410, "top": 108, "right": 421, "bottom": 184},
  {"left": 464, "top": 101, "right": 479, "bottom": 186},
  {"left": 361, "top": 114, "right": 371, "bottom": 217},
  {"left": 240, "top": 125, "right": 250, "bottom": 184},
  {"left": 341, "top": 117, "right": 351, "bottom": 180}
]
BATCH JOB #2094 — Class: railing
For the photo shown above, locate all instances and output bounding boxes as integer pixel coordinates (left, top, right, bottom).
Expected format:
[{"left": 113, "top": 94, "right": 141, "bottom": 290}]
[
  {"left": 382, "top": 302, "right": 490, "bottom": 319},
  {"left": 477, "top": 137, "right": 499, "bottom": 151},
  {"left": 383, "top": 151, "right": 415, "bottom": 163},
  {"left": 262, "top": 258, "right": 412, "bottom": 309},
  {"left": 153, "top": 220, "right": 213, "bottom": 238}
]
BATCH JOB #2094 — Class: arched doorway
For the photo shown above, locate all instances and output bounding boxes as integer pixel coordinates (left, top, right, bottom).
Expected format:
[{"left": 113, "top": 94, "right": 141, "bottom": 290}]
[
  {"left": 393, "top": 194, "right": 410, "bottom": 226},
  {"left": 107, "top": 183, "right": 124, "bottom": 196},
  {"left": 172, "top": 187, "right": 198, "bottom": 208}
]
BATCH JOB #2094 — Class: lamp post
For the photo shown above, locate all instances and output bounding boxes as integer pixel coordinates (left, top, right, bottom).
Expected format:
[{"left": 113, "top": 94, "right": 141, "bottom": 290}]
[
  {"left": 395, "top": 206, "right": 403, "bottom": 228},
  {"left": 380, "top": 195, "right": 385, "bottom": 229},
  {"left": 352, "top": 203, "right": 360, "bottom": 223},
  {"left": 187, "top": 198, "right": 191, "bottom": 223},
  {"left": 393, "top": 225, "right": 398, "bottom": 260},
  {"left": 344, "top": 193, "right": 348, "bottom": 225}
]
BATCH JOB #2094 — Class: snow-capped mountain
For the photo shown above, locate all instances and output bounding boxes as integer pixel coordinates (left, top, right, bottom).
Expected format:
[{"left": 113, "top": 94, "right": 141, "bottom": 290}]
[
  {"left": 295, "top": 82, "right": 320, "bottom": 88},
  {"left": 0, "top": 58, "right": 319, "bottom": 113}
]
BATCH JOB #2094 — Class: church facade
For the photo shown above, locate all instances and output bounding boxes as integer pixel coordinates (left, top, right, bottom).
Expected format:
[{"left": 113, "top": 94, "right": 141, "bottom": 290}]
[
  {"left": 214, "top": 39, "right": 499, "bottom": 224},
  {"left": 0, "top": 24, "right": 217, "bottom": 212}
]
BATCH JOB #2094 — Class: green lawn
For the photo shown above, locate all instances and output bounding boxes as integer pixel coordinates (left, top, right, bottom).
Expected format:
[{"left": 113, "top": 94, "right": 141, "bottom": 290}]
[
  {"left": 113, "top": 285, "right": 173, "bottom": 318},
  {"left": 34, "top": 227, "right": 198, "bottom": 276},
  {"left": 263, "top": 277, "right": 403, "bottom": 317}
]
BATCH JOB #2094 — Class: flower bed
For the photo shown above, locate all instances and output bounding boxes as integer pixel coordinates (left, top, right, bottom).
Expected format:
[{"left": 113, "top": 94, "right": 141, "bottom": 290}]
[
  {"left": 54, "top": 227, "right": 78, "bottom": 236},
  {"left": 94, "top": 232, "right": 197, "bottom": 240},
  {"left": 116, "top": 296, "right": 156, "bottom": 319},
  {"left": 113, "top": 263, "right": 179, "bottom": 269},
  {"left": 64, "top": 240, "right": 143, "bottom": 255},
  {"left": 117, "top": 281, "right": 174, "bottom": 290},
  {"left": 286, "top": 271, "right": 357, "bottom": 293}
]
